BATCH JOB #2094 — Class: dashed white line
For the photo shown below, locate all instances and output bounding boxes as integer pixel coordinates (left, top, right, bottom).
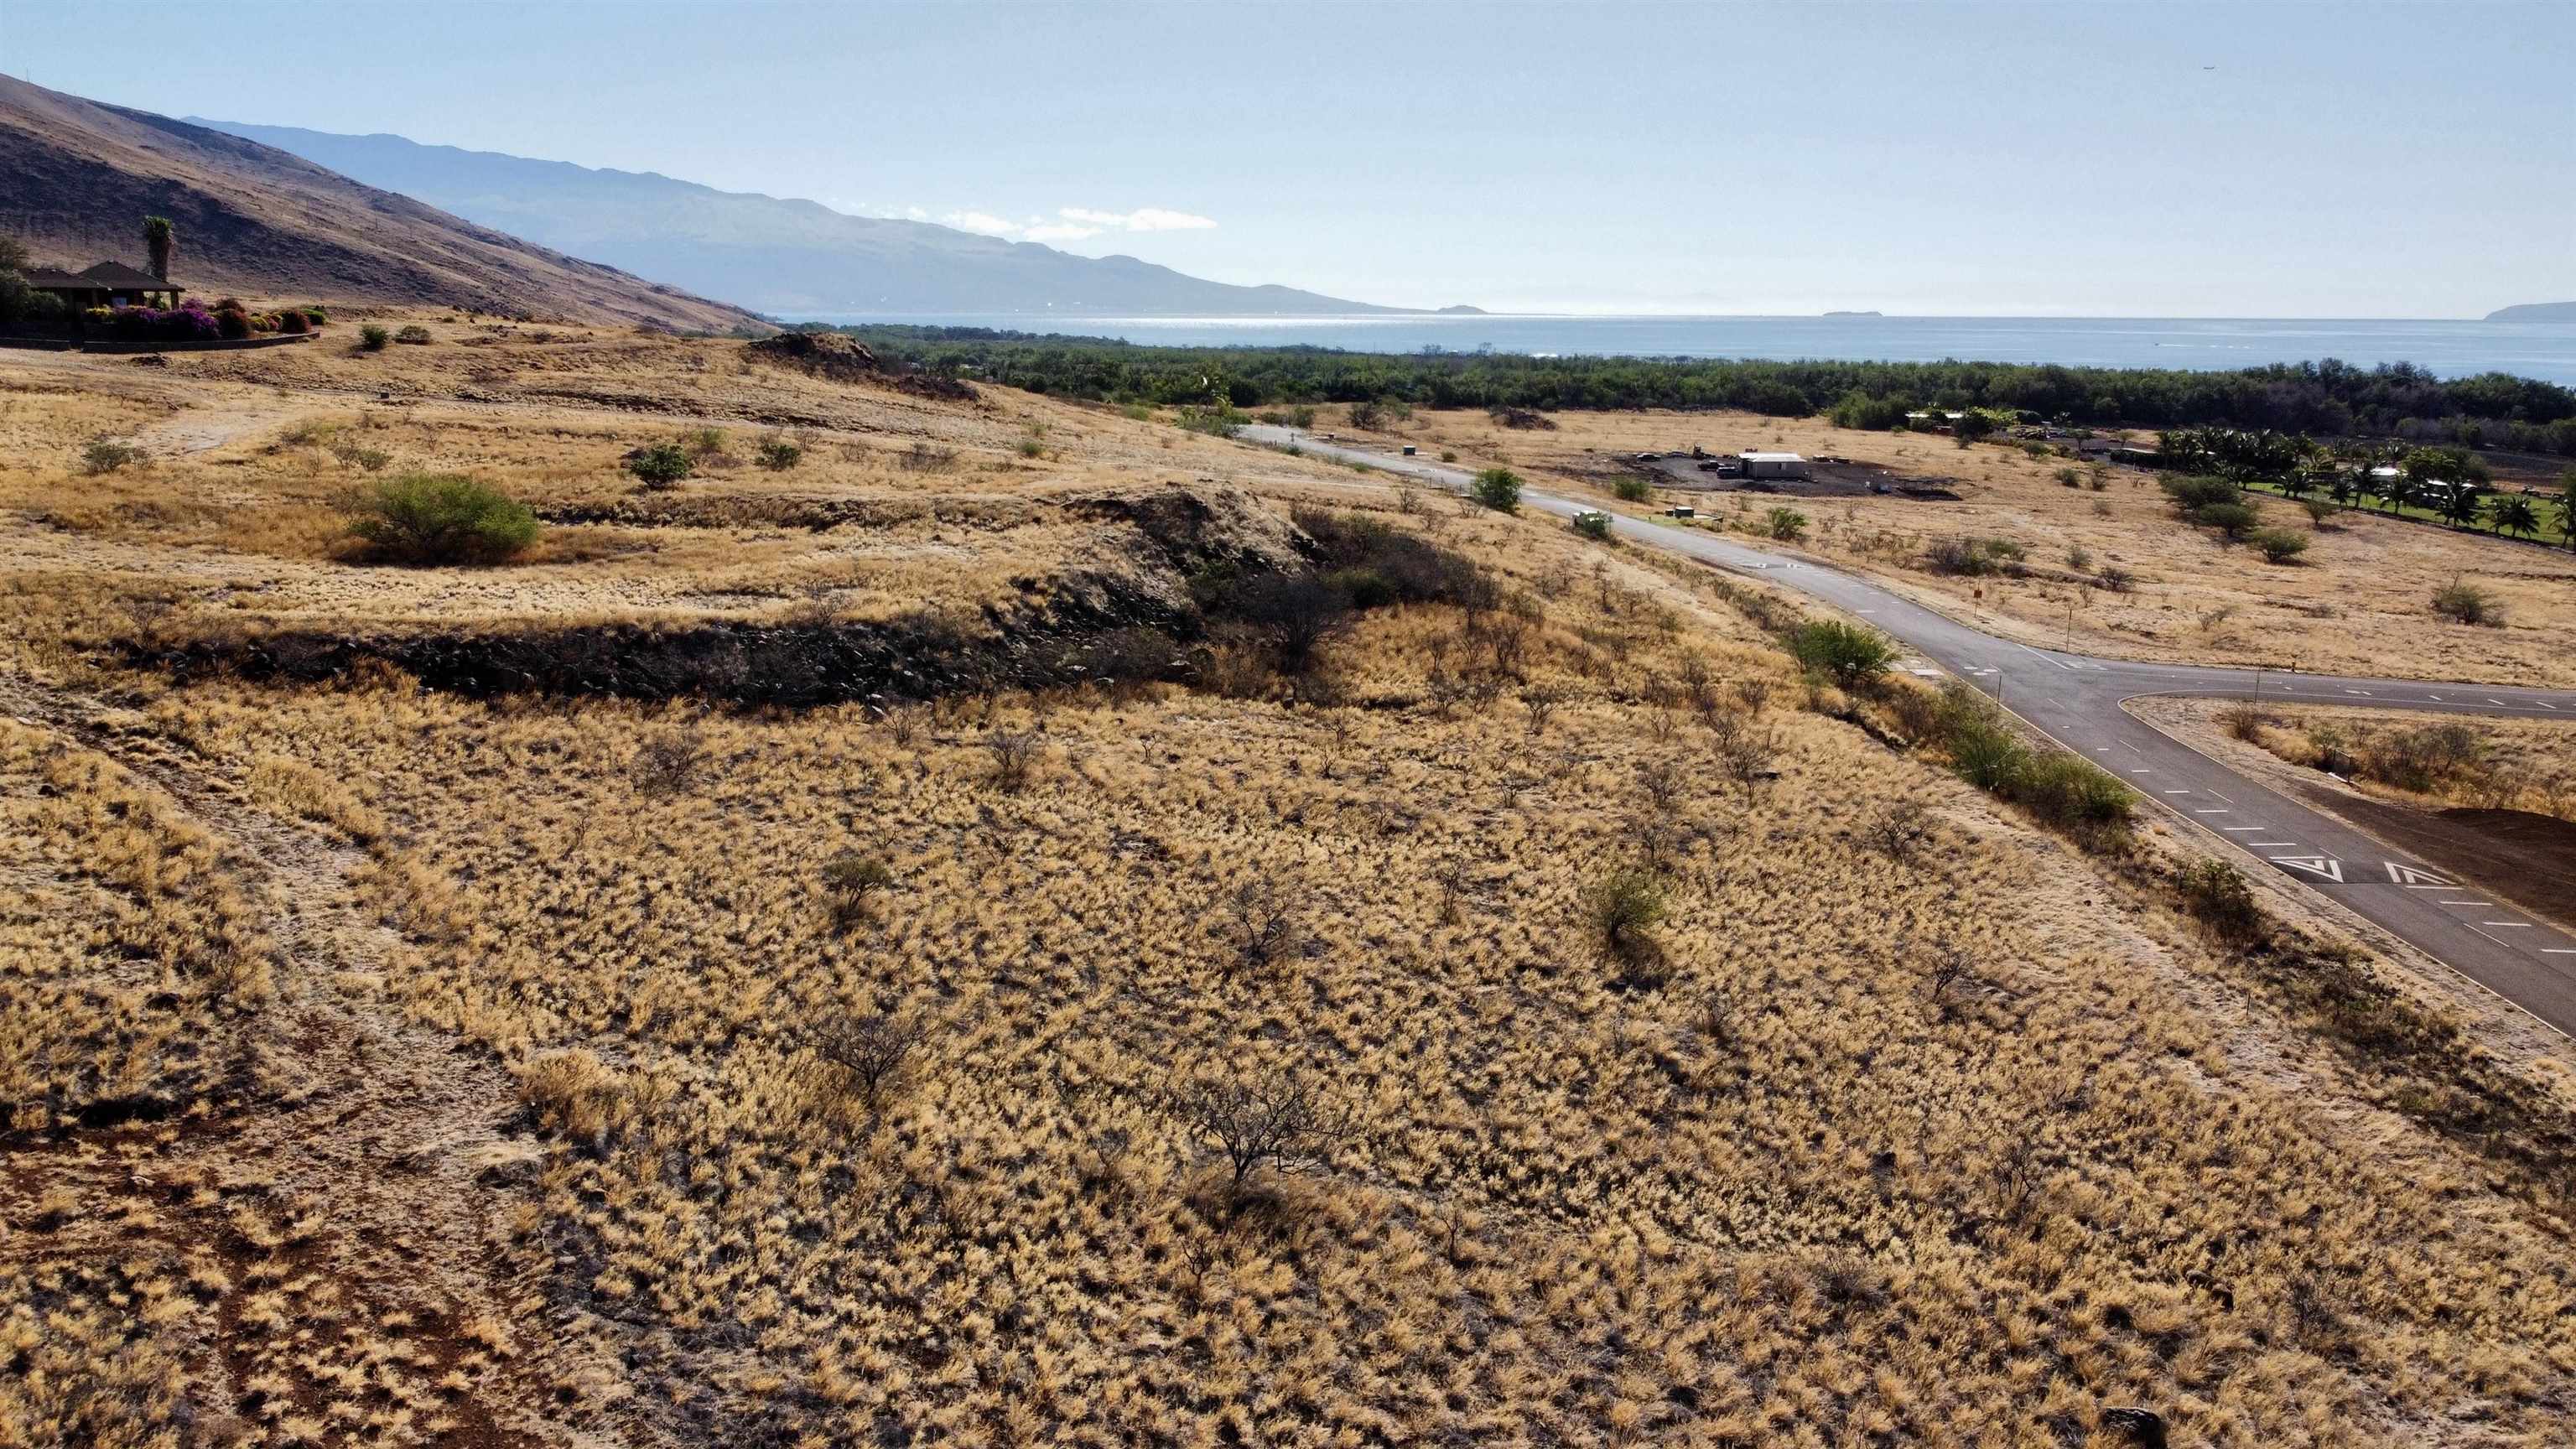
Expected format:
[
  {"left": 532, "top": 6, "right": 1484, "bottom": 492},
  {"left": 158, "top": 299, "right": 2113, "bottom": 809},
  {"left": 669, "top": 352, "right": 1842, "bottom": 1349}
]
[
  {"left": 2193, "top": 808, "right": 2230, "bottom": 814},
  {"left": 2249, "top": 841, "right": 2298, "bottom": 847},
  {"left": 2486, "top": 922, "right": 2533, "bottom": 928},
  {"left": 2163, "top": 788, "right": 2193, "bottom": 794},
  {"left": 2439, "top": 899, "right": 2488, "bottom": 906},
  {"left": 2220, "top": 827, "right": 2263, "bottom": 833}
]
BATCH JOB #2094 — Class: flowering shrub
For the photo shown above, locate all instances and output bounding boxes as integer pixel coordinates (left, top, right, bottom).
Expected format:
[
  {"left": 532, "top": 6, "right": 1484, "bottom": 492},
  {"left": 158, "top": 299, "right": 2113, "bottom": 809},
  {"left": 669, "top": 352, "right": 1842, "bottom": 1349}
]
[
  {"left": 96, "top": 304, "right": 220, "bottom": 341},
  {"left": 216, "top": 307, "right": 250, "bottom": 340},
  {"left": 278, "top": 310, "right": 310, "bottom": 335}
]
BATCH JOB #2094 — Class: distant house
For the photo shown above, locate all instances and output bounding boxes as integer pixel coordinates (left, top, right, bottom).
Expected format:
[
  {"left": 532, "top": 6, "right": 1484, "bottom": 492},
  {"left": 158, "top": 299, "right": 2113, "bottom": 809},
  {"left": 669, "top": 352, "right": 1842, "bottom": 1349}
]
[
  {"left": 1739, "top": 450, "right": 1810, "bottom": 480},
  {"left": 23, "top": 261, "right": 184, "bottom": 310},
  {"left": 2072, "top": 436, "right": 2116, "bottom": 459}
]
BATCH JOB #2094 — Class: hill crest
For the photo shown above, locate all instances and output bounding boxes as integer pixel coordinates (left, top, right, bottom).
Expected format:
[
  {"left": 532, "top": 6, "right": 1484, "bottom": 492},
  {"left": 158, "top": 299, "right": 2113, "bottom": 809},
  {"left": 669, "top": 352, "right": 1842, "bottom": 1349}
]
[{"left": 0, "top": 78, "right": 760, "bottom": 331}]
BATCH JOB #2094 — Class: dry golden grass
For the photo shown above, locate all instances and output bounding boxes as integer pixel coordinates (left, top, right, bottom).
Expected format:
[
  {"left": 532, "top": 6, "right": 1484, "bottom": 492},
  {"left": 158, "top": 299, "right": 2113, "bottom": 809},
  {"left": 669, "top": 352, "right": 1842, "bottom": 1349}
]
[
  {"left": 1327, "top": 403, "right": 2576, "bottom": 688},
  {"left": 7, "top": 327, "right": 2576, "bottom": 1446},
  {"left": 2195, "top": 702, "right": 2576, "bottom": 823}
]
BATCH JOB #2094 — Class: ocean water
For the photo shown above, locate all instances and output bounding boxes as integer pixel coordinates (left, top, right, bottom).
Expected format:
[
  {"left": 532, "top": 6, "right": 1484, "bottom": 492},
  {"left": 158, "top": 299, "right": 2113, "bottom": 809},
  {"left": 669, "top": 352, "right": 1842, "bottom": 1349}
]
[{"left": 813, "top": 314, "right": 2576, "bottom": 386}]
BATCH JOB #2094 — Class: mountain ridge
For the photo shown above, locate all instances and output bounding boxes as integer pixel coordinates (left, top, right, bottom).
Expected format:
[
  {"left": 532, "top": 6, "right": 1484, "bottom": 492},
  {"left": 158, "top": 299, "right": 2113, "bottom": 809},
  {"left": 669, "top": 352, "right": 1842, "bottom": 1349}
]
[
  {"left": 2485, "top": 301, "right": 2576, "bottom": 323},
  {"left": 0, "top": 77, "right": 759, "bottom": 330},
  {"left": 190, "top": 118, "right": 1447, "bottom": 319}
]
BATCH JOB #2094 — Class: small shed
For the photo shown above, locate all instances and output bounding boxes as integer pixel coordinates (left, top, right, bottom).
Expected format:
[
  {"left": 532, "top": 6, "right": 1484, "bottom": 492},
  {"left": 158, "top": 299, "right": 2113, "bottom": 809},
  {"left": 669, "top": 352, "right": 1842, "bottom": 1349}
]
[{"left": 1738, "top": 450, "right": 1810, "bottom": 480}]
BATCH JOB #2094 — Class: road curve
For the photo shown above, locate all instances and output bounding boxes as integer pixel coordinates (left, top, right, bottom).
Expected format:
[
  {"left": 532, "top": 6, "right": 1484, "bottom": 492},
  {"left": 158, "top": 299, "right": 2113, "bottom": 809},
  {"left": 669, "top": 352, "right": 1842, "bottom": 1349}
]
[{"left": 1247, "top": 425, "right": 2576, "bottom": 1036}]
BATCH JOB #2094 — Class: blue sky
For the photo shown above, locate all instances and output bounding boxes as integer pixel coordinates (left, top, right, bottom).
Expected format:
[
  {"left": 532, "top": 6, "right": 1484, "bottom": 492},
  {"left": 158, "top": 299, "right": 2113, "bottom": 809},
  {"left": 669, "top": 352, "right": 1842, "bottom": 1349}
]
[{"left": 7, "top": 0, "right": 2568, "bottom": 316}]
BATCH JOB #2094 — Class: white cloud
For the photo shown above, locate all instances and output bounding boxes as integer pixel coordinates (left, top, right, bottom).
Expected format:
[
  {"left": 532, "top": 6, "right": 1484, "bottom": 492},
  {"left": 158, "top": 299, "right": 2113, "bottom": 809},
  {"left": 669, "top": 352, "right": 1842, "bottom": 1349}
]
[
  {"left": 889, "top": 204, "right": 1219, "bottom": 244},
  {"left": 1059, "top": 206, "right": 1217, "bottom": 232},
  {"left": 940, "top": 210, "right": 1019, "bottom": 237}
]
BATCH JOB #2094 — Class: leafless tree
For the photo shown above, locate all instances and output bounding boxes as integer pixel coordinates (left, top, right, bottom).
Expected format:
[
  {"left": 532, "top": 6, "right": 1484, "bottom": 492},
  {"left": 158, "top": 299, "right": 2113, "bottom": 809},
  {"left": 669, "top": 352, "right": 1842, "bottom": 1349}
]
[
  {"left": 1714, "top": 723, "right": 1778, "bottom": 801},
  {"left": 984, "top": 729, "right": 1039, "bottom": 792},
  {"left": 1869, "top": 797, "right": 1934, "bottom": 861},
  {"left": 1167, "top": 1067, "right": 1359, "bottom": 1205},
  {"left": 809, "top": 1013, "right": 929, "bottom": 1113},
  {"left": 1733, "top": 677, "right": 1773, "bottom": 714},
  {"left": 1520, "top": 684, "right": 1565, "bottom": 736},
  {"left": 1677, "top": 652, "right": 1716, "bottom": 714},
  {"left": 1224, "top": 879, "right": 1302, "bottom": 979},
  {"left": 631, "top": 730, "right": 704, "bottom": 798},
  {"left": 1920, "top": 935, "right": 1975, "bottom": 1015}
]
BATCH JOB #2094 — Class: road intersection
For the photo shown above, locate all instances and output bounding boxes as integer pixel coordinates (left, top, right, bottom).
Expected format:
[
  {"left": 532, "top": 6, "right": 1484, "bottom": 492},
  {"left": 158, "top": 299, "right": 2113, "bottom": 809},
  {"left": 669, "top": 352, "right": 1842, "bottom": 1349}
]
[{"left": 1248, "top": 425, "right": 2576, "bottom": 1036}]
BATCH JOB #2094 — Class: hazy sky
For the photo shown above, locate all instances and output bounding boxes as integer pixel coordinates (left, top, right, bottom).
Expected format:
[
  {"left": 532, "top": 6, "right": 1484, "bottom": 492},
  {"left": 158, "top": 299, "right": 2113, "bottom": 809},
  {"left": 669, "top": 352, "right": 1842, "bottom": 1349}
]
[{"left": 8, "top": 0, "right": 2569, "bottom": 316}]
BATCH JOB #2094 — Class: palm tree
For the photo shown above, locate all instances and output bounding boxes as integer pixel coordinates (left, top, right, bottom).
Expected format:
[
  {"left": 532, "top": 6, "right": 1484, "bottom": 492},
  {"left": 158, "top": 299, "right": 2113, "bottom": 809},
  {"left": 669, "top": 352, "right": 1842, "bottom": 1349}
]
[
  {"left": 2553, "top": 484, "right": 2576, "bottom": 549},
  {"left": 142, "top": 216, "right": 174, "bottom": 282},
  {"left": 2441, "top": 485, "right": 2485, "bottom": 531},
  {"left": 2485, "top": 495, "right": 2539, "bottom": 538}
]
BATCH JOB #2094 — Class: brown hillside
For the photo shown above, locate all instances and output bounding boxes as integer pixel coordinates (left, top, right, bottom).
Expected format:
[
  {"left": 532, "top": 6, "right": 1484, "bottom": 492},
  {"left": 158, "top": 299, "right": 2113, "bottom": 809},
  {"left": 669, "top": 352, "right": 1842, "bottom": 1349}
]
[{"left": 0, "top": 76, "right": 763, "bottom": 331}]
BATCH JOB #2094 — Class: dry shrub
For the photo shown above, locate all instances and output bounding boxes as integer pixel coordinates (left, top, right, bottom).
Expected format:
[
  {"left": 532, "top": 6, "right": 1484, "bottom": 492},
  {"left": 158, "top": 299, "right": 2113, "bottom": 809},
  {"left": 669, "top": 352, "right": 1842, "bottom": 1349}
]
[
  {"left": 2174, "top": 858, "right": 2267, "bottom": 950},
  {"left": 808, "top": 1013, "right": 927, "bottom": 1114},
  {"left": 517, "top": 1048, "right": 626, "bottom": 1146}
]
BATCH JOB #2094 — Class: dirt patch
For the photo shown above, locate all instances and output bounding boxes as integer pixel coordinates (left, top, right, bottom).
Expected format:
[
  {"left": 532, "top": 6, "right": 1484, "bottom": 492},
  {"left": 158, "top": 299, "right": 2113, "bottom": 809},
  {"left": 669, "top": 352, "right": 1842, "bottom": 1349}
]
[
  {"left": 2297, "top": 792, "right": 2576, "bottom": 933},
  {"left": 1633, "top": 453, "right": 1964, "bottom": 500}
]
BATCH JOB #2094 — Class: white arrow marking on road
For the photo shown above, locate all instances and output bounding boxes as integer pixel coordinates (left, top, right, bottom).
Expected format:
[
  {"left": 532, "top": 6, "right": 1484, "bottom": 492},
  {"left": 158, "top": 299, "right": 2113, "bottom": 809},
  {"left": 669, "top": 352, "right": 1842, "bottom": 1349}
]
[
  {"left": 2385, "top": 862, "right": 2455, "bottom": 888},
  {"left": 2272, "top": 856, "right": 2344, "bottom": 882}
]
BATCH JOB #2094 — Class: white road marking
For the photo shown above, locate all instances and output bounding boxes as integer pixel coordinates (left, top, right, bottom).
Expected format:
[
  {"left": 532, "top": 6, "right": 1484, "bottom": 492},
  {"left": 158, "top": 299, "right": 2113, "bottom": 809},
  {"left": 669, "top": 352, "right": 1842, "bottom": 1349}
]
[
  {"left": 2163, "top": 788, "right": 2193, "bottom": 794},
  {"left": 2272, "top": 856, "right": 2345, "bottom": 882},
  {"left": 2206, "top": 789, "right": 2232, "bottom": 802},
  {"left": 2345, "top": 688, "right": 2370, "bottom": 696},
  {"left": 2385, "top": 863, "right": 2456, "bottom": 888},
  {"left": 2193, "top": 808, "right": 2230, "bottom": 814},
  {"left": 2220, "top": 826, "right": 2263, "bottom": 833},
  {"left": 2439, "top": 900, "right": 2487, "bottom": 906},
  {"left": 2489, "top": 698, "right": 2506, "bottom": 705},
  {"left": 2544, "top": 703, "right": 2560, "bottom": 711},
  {"left": 2249, "top": 841, "right": 2298, "bottom": 847},
  {"left": 2486, "top": 922, "right": 2533, "bottom": 928},
  {"left": 2428, "top": 694, "right": 2441, "bottom": 701},
  {"left": 2547, "top": 949, "right": 2576, "bottom": 956}
]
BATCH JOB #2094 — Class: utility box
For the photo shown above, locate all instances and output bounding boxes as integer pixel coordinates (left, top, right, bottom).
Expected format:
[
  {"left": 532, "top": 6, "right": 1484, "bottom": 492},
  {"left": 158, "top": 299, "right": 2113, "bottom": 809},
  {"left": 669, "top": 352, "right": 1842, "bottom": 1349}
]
[
  {"left": 1401, "top": 444, "right": 1417, "bottom": 455},
  {"left": 1665, "top": 506, "right": 1695, "bottom": 519}
]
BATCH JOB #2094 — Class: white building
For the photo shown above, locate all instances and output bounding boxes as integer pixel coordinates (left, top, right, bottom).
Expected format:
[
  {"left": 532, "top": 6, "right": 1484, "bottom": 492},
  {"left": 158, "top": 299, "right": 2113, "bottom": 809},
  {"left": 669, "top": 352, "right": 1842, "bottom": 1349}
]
[{"left": 1738, "top": 450, "right": 1810, "bottom": 480}]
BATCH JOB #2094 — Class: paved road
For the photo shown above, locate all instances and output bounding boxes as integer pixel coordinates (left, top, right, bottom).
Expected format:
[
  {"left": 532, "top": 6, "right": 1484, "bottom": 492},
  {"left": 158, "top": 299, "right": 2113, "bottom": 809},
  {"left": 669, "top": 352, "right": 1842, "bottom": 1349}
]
[{"left": 1248, "top": 426, "right": 2576, "bottom": 1036}]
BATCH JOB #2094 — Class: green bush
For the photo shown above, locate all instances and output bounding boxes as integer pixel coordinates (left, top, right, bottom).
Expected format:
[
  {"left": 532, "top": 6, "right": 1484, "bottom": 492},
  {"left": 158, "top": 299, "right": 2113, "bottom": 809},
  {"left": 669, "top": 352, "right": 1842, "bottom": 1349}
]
[
  {"left": 1571, "top": 512, "right": 1613, "bottom": 541},
  {"left": 82, "top": 439, "right": 143, "bottom": 475},
  {"left": 1610, "top": 475, "right": 1653, "bottom": 502},
  {"left": 1585, "top": 865, "right": 1670, "bottom": 961},
  {"left": 2251, "top": 527, "right": 2309, "bottom": 563},
  {"left": 756, "top": 437, "right": 803, "bottom": 471},
  {"left": 1472, "top": 467, "right": 1522, "bottom": 512},
  {"left": 2430, "top": 577, "right": 2502, "bottom": 626},
  {"left": 2192, "top": 501, "right": 2260, "bottom": 540},
  {"left": 393, "top": 325, "right": 432, "bottom": 345},
  {"left": 358, "top": 324, "right": 390, "bottom": 351},
  {"left": 345, "top": 473, "right": 539, "bottom": 564},
  {"left": 1765, "top": 506, "right": 1808, "bottom": 541},
  {"left": 1788, "top": 620, "right": 1895, "bottom": 689},
  {"left": 2176, "top": 859, "right": 2267, "bottom": 948},
  {"left": 1174, "top": 403, "right": 1247, "bottom": 437},
  {"left": 2014, "top": 752, "right": 2137, "bottom": 833},
  {"left": 2160, "top": 474, "right": 2241, "bottom": 512},
  {"left": 626, "top": 444, "right": 693, "bottom": 488},
  {"left": 1946, "top": 716, "right": 2029, "bottom": 792}
]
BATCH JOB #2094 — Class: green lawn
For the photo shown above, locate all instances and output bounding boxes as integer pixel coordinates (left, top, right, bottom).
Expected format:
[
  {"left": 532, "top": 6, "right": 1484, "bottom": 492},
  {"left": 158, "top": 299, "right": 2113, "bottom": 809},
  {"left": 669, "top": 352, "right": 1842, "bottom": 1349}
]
[{"left": 2241, "top": 480, "right": 2573, "bottom": 549}]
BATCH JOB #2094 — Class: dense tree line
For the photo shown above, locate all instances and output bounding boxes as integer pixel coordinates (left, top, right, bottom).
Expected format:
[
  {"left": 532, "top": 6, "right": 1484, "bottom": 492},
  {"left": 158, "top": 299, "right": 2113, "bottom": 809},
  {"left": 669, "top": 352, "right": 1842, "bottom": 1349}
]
[{"left": 836, "top": 325, "right": 2576, "bottom": 457}]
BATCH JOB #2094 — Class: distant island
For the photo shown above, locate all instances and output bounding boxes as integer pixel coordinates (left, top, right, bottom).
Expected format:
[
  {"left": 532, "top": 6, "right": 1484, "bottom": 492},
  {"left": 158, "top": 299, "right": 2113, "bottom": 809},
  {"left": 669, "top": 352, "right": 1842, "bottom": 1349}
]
[
  {"left": 1435, "top": 304, "right": 1488, "bottom": 314},
  {"left": 1822, "top": 309, "right": 1884, "bottom": 318},
  {"left": 2486, "top": 301, "right": 2576, "bottom": 323}
]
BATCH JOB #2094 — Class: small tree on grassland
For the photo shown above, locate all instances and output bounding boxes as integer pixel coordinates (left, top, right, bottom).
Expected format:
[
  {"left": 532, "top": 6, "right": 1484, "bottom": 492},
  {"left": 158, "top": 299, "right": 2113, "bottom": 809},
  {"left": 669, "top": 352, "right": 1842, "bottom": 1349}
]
[
  {"left": 345, "top": 473, "right": 538, "bottom": 564},
  {"left": 1789, "top": 620, "right": 1896, "bottom": 690},
  {"left": 1168, "top": 1067, "right": 1358, "bottom": 1208},
  {"left": 808, "top": 1014, "right": 928, "bottom": 1114},
  {"left": 2252, "top": 527, "right": 2309, "bottom": 564},
  {"left": 1472, "top": 467, "right": 1522, "bottom": 512},
  {"left": 2431, "top": 576, "right": 2504, "bottom": 627},
  {"left": 626, "top": 443, "right": 693, "bottom": 488},
  {"left": 1586, "top": 865, "right": 1670, "bottom": 963}
]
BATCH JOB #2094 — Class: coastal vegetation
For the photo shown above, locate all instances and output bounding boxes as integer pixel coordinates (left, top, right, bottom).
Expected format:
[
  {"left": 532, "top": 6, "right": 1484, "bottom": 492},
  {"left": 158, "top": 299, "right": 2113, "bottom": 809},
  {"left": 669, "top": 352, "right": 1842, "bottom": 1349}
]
[{"left": 839, "top": 325, "right": 2576, "bottom": 456}]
